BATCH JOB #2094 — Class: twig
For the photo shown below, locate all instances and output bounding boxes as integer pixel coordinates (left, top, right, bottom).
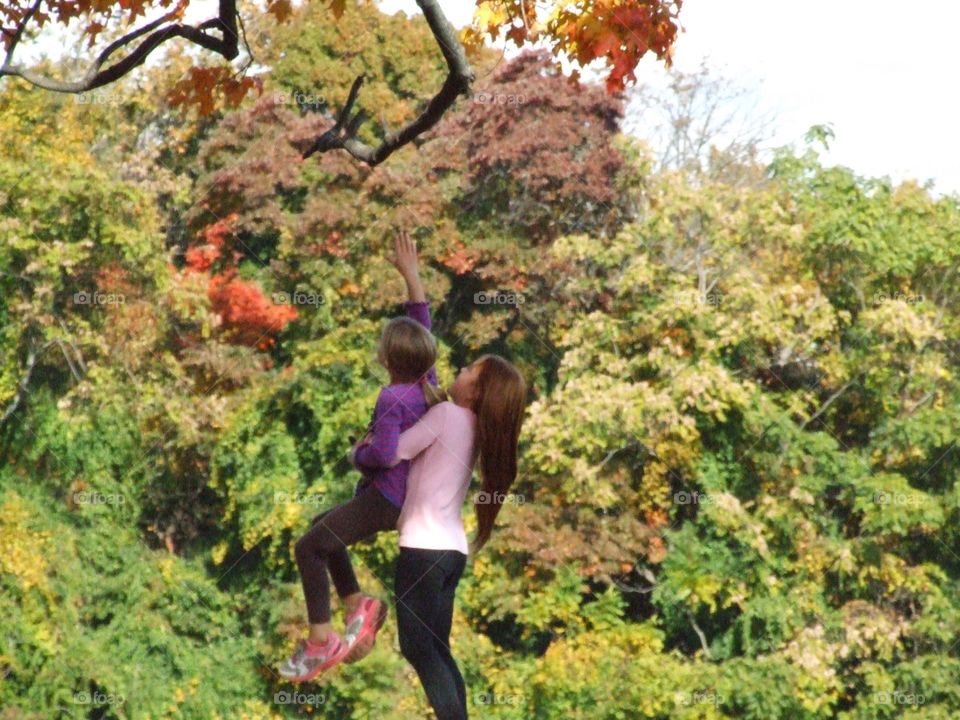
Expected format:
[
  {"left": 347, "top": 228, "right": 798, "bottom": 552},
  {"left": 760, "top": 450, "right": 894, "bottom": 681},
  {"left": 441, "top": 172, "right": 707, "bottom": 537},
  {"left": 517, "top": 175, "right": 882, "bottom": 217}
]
[
  {"left": 1, "top": 0, "right": 239, "bottom": 92},
  {"left": 301, "top": 0, "right": 474, "bottom": 166}
]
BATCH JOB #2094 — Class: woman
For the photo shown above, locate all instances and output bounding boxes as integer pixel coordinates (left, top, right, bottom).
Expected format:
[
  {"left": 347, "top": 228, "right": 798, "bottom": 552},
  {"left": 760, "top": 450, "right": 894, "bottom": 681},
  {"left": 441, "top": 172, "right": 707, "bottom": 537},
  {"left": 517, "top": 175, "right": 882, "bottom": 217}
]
[{"left": 353, "top": 354, "right": 527, "bottom": 719}]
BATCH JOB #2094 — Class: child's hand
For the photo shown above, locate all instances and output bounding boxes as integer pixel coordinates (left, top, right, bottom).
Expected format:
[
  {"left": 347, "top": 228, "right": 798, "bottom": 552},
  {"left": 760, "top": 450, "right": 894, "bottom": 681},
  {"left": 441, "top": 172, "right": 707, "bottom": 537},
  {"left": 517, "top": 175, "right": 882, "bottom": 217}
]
[
  {"left": 386, "top": 228, "right": 419, "bottom": 280},
  {"left": 349, "top": 432, "right": 374, "bottom": 468},
  {"left": 386, "top": 228, "right": 427, "bottom": 303}
]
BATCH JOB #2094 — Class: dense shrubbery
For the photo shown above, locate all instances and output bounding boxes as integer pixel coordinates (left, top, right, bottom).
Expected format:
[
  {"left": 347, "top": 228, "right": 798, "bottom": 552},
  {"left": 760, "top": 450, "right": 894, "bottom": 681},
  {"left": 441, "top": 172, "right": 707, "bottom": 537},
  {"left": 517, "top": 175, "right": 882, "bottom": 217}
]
[{"left": 3, "top": 3, "right": 960, "bottom": 719}]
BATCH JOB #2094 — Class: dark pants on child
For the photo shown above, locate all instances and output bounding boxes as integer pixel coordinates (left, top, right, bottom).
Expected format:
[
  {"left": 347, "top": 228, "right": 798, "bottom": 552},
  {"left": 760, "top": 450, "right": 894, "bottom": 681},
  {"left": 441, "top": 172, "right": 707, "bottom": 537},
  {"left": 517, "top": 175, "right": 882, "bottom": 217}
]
[
  {"left": 395, "top": 547, "right": 469, "bottom": 720},
  {"left": 294, "top": 484, "right": 400, "bottom": 624}
]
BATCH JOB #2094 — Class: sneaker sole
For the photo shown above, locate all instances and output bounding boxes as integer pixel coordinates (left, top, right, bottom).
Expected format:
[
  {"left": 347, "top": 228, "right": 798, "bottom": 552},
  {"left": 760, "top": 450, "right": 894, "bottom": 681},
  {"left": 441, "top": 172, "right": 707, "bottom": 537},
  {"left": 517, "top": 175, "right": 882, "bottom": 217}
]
[
  {"left": 282, "top": 642, "right": 349, "bottom": 682},
  {"left": 343, "top": 600, "right": 388, "bottom": 664}
]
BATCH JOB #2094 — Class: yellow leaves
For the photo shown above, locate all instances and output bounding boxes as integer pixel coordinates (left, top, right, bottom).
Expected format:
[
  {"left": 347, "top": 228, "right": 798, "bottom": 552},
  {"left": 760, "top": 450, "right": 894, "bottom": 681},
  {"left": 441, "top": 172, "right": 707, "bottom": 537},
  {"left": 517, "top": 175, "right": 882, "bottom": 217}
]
[
  {"left": 0, "top": 493, "right": 52, "bottom": 595},
  {"left": 338, "top": 278, "right": 362, "bottom": 296},
  {"left": 157, "top": 556, "right": 177, "bottom": 581},
  {"left": 860, "top": 297, "right": 943, "bottom": 351},
  {"left": 211, "top": 541, "right": 229, "bottom": 566},
  {"left": 474, "top": 1, "right": 509, "bottom": 35}
]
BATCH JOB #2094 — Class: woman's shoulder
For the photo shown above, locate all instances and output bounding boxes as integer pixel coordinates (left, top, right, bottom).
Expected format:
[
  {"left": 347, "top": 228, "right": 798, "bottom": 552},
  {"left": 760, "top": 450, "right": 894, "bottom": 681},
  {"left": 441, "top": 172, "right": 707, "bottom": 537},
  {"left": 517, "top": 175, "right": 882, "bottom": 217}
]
[
  {"left": 437, "top": 401, "right": 476, "bottom": 426},
  {"left": 423, "top": 401, "right": 470, "bottom": 422}
]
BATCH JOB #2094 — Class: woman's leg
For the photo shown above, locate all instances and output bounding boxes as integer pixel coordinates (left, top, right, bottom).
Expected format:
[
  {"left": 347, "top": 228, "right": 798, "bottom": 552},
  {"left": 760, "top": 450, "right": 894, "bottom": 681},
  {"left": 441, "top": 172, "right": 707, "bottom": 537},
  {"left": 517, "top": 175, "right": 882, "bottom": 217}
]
[
  {"left": 294, "top": 486, "right": 399, "bottom": 638},
  {"left": 433, "top": 553, "right": 468, "bottom": 716},
  {"left": 395, "top": 548, "right": 468, "bottom": 720}
]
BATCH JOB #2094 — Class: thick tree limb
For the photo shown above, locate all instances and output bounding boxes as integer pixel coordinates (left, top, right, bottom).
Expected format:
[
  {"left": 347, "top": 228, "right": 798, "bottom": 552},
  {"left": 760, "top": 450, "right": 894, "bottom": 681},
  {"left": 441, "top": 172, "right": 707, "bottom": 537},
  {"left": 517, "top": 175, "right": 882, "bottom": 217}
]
[
  {"left": 0, "top": 0, "right": 239, "bottom": 92},
  {"left": 302, "top": 0, "right": 474, "bottom": 166}
]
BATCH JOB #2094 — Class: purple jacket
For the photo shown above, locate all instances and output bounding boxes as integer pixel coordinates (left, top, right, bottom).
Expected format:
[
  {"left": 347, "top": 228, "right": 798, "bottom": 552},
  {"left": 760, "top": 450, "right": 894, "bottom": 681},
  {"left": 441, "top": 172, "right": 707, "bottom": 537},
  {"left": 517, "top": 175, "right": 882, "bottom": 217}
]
[{"left": 352, "top": 300, "right": 438, "bottom": 507}]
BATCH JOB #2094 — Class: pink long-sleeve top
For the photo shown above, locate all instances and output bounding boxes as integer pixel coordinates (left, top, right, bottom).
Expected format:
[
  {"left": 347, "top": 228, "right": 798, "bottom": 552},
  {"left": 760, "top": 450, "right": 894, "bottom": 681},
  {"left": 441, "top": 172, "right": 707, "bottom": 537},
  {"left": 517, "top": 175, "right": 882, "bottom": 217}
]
[{"left": 388, "top": 400, "right": 478, "bottom": 554}]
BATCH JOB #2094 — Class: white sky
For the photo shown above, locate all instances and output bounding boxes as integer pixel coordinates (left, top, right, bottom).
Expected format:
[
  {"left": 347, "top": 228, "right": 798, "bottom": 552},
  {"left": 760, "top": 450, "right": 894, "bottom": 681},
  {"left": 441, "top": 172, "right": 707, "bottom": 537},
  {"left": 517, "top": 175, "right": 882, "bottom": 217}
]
[
  {"left": 381, "top": 0, "right": 960, "bottom": 195},
  {"left": 14, "top": 0, "right": 960, "bottom": 194}
]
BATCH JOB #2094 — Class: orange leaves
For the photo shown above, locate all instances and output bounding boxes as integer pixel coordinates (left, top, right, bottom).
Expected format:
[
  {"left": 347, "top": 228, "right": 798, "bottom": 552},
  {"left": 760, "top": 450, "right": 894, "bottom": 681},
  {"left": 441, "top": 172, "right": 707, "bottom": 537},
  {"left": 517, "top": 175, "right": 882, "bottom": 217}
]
[
  {"left": 185, "top": 212, "right": 239, "bottom": 271},
  {"left": 181, "top": 213, "right": 296, "bottom": 350},
  {"left": 207, "top": 274, "right": 297, "bottom": 350},
  {"left": 464, "top": 0, "right": 682, "bottom": 93},
  {"left": 84, "top": 20, "right": 106, "bottom": 47},
  {"left": 549, "top": 0, "right": 683, "bottom": 93},
  {"left": 337, "top": 279, "right": 362, "bottom": 296},
  {"left": 464, "top": 0, "right": 539, "bottom": 49},
  {"left": 199, "top": 212, "right": 239, "bottom": 248},
  {"left": 308, "top": 230, "right": 350, "bottom": 259},
  {"left": 266, "top": 0, "right": 293, "bottom": 23},
  {"left": 437, "top": 238, "right": 479, "bottom": 275},
  {"left": 184, "top": 244, "right": 219, "bottom": 273},
  {"left": 166, "top": 67, "right": 263, "bottom": 118}
]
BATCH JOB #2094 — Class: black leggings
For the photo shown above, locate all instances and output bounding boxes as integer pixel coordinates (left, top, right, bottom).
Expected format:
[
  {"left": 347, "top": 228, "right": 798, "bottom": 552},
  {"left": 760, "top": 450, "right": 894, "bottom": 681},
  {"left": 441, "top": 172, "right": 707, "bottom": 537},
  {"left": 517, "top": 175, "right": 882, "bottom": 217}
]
[
  {"left": 294, "top": 485, "right": 400, "bottom": 624},
  {"left": 394, "top": 547, "right": 469, "bottom": 720}
]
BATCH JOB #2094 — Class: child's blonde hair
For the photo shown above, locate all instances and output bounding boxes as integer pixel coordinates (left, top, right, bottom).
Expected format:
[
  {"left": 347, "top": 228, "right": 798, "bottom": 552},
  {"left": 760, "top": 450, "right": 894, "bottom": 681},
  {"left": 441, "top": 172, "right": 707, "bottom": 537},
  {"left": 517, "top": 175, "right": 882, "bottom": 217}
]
[{"left": 377, "top": 317, "right": 447, "bottom": 407}]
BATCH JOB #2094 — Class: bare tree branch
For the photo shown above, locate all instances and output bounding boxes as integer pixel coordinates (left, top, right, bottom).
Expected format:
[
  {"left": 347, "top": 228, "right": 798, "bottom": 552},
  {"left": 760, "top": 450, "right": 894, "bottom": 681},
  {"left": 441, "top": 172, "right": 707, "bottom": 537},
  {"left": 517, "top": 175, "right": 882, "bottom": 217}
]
[
  {"left": 1, "top": 0, "right": 239, "bottom": 92},
  {"left": 0, "top": 340, "right": 54, "bottom": 427},
  {"left": 687, "top": 609, "right": 711, "bottom": 659},
  {"left": 3, "top": 0, "right": 471, "bottom": 167},
  {"left": 799, "top": 374, "right": 860, "bottom": 431},
  {"left": 301, "top": 0, "right": 474, "bottom": 166}
]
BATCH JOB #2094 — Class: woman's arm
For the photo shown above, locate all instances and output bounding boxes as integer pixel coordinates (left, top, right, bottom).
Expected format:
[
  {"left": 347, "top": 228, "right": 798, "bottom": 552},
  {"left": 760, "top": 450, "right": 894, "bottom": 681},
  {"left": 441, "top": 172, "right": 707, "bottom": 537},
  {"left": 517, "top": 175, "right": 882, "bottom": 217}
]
[{"left": 382, "top": 402, "right": 447, "bottom": 468}]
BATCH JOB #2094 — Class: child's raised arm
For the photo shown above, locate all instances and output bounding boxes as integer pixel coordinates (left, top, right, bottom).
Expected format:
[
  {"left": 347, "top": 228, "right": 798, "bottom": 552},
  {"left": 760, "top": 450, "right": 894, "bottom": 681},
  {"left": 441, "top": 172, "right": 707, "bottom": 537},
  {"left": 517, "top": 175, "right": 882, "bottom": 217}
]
[
  {"left": 387, "top": 228, "right": 426, "bottom": 303},
  {"left": 387, "top": 228, "right": 438, "bottom": 387}
]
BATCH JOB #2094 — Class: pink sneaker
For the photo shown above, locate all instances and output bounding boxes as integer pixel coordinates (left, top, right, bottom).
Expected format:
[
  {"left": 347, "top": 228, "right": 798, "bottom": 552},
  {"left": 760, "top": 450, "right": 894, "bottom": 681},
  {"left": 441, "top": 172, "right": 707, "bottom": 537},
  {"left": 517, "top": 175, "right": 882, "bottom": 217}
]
[
  {"left": 278, "top": 633, "right": 348, "bottom": 682},
  {"left": 342, "top": 596, "right": 388, "bottom": 664}
]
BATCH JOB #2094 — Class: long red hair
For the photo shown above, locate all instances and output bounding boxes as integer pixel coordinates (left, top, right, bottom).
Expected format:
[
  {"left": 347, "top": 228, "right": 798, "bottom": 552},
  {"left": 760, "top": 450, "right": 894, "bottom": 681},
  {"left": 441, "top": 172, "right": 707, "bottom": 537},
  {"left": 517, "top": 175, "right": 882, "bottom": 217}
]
[{"left": 471, "top": 355, "right": 527, "bottom": 552}]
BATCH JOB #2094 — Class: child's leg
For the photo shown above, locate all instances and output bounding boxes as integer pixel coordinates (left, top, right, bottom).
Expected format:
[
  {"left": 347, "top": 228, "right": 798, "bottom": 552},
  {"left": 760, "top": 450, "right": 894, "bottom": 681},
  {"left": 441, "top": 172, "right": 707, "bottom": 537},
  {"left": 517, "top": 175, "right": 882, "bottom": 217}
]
[
  {"left": 309, "top": 508, "right": 364, "bottom": 613},
  {"left": 295, "top": 486, "right": 399, "bottom": 641},
  {"left": 395, "top": 548, "right": 468, "bottom": 720}
]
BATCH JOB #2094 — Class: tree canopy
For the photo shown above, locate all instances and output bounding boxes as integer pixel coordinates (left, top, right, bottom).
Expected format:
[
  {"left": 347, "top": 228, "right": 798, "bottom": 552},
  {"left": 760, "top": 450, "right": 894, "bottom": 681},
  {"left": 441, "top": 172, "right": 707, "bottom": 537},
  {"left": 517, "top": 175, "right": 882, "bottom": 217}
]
[
  {"left": 4, "top": 2, "right": 960, "bottom": 719},
  {"left": 1, "top": 0, "right": 684, "bottom": 164}
]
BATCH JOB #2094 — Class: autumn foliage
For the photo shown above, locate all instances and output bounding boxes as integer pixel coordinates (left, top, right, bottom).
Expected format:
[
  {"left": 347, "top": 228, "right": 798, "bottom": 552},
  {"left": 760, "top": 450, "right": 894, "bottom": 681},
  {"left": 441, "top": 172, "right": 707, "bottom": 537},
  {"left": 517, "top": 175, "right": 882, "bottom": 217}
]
[
  {"left": 183, "top": 212, "right": 297, "bottom": 349},
  {"left": 9, "top": 3, "right": 960, "bottom": 720},
  {"left": 2, "top": 0, "right": 683, "bottom": 120}
]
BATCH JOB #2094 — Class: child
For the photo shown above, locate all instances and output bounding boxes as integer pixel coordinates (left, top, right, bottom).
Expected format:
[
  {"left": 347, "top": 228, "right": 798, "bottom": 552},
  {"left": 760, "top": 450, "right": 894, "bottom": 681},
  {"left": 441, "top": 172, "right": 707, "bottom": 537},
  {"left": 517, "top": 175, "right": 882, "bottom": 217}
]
[
  {"left": 279, "top": 229, "right": 444, "bottom": 682},
  {"left": 358, "top": 355, "right": 527, "bottom": 720}
]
